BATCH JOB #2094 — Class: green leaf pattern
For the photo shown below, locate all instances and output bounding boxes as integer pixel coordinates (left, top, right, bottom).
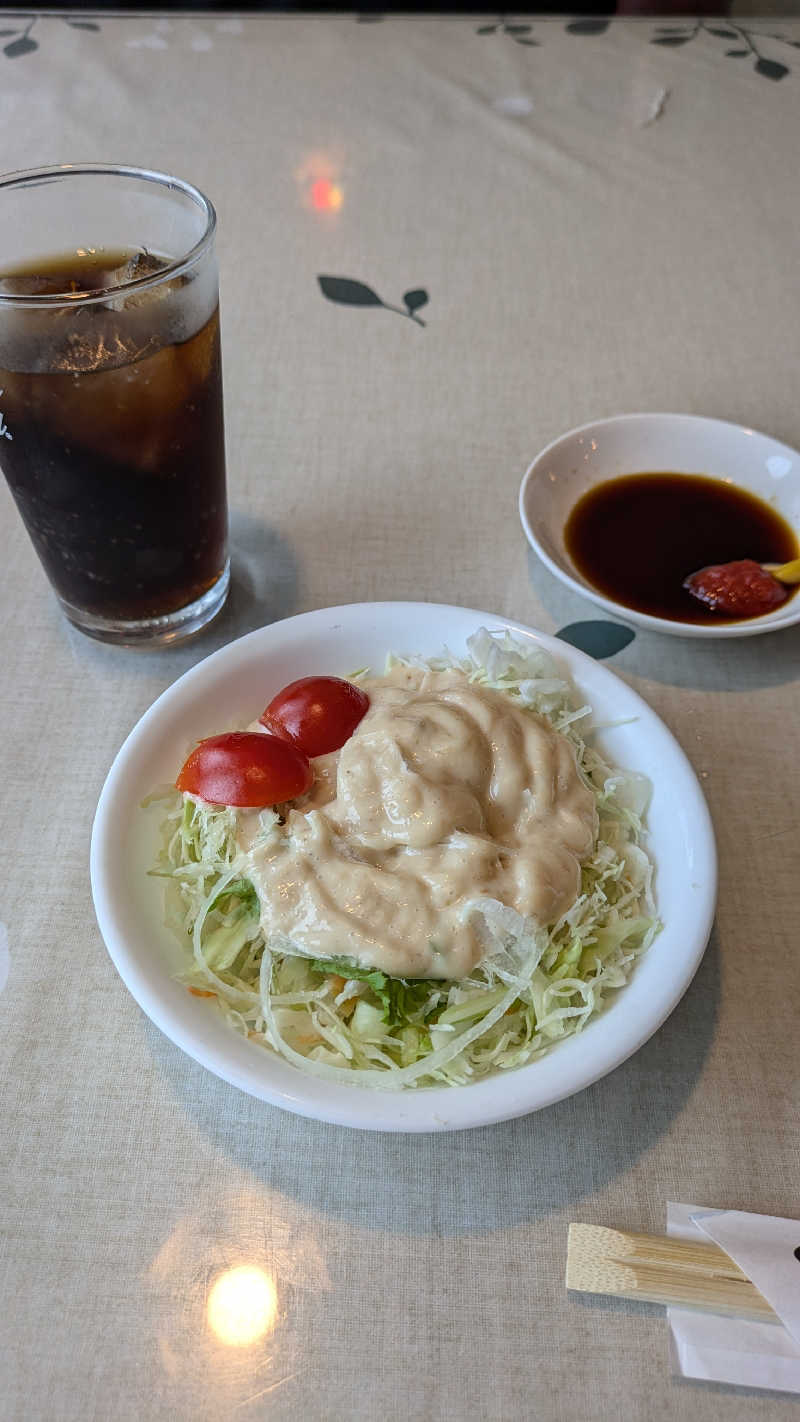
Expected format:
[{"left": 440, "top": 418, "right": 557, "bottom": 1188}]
[{"left": 472, "top": 14, "right": 794, "bottom": 79}]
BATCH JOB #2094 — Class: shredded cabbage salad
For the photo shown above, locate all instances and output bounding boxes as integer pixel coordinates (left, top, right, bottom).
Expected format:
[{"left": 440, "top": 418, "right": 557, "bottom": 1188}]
[{"left": 151, "top": 630, "right": 659, "bottom": 1089}]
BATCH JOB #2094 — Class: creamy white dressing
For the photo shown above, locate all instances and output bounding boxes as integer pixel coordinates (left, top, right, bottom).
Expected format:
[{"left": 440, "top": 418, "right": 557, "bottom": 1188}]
[{"left": 239, "top": 667, "right": 597, "bottom": 980}]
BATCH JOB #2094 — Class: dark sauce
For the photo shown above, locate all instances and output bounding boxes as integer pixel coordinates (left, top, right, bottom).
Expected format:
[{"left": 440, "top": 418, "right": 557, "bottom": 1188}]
[{"left": 563, "top": 473, "right": 799, "bottom": 624}]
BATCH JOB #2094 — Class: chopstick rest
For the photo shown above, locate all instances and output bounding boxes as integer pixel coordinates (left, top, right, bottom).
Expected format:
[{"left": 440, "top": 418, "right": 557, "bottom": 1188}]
[{"left": 566, "top": 1223, "right": 778, "bottom": 1322}]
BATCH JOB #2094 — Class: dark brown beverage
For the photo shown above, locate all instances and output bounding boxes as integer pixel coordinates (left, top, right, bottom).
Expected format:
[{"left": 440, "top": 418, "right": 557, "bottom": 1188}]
[{"left": 0, "top": 249, "right": 227, "bottom": 623}]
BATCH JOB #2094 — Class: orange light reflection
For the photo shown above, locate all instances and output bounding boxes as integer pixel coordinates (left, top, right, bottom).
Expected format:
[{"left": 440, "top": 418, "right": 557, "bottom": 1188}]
[
  {"left": 296, "top": 151, "right": 346, "bottom": 217},
  {"left": 311, "top": 178, "right": 343, "bottom": 212}
]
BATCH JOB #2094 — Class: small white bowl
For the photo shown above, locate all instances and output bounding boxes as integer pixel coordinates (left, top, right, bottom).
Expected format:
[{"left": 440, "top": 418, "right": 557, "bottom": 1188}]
[
  {"left": 519, "top": 413, "right": 800, "bottom": 638},
  {"left": 90, "top": 602, "right": 716, "bottom": 1132}
]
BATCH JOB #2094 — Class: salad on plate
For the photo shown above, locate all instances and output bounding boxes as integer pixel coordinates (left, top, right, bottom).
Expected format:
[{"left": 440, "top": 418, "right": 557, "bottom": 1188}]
[{"left": 151, "top": 630, "right": 659, "bottom": 1090}]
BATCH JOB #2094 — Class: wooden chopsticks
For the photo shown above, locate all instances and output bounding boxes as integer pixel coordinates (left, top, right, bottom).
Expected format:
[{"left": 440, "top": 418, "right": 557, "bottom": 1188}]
[{"left": 566, "top": 1223, "right": 778, "bottom": 1322}]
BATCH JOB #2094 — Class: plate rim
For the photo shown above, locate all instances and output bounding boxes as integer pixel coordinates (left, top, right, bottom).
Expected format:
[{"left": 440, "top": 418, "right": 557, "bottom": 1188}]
[{"left": 90, "top": 600, "right": 718, "bottom": 1132}]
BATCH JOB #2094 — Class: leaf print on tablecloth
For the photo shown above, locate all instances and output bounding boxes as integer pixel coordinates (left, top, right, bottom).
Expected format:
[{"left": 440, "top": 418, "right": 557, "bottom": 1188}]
[
  {"left": 1, "top": 14, "right": 102, "bottom": 59},
  {"left": 472, "top": 13, "right": 796, "bottom": 78},
  {"left": 318, "top": 276, "right": 428, "bottom": 327},
  {"left": 755, "top": 57, "right": 789, "bottom": 80},
  {"left": 4, "top": 35, "right": 37, "bottom": 58},
  {"left": 475, "top": 19, "right": 539, "bottom": 47},
  {"left": 650, "top": 18, "right": 793, "bottom": 78},
  {"left": 565, "top": 19, "right": 611, "bottom": 35},
  {"left": 319, "top": 277, "right": 383, "bottom": 308},
  {"left": 555, "top": 621, "right": 635, "bottom": 660},
  {"left": 403, "top": 288, "right": 428, "bottom": 317}
]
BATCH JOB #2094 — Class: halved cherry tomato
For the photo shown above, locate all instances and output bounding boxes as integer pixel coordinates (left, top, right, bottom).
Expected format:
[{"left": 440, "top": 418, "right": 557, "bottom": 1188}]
[
  {"left": 260, "top": 676, "right": 370, "bottom": 758},
  {"left": 176, "top": 731, "right": 312, "bottom": 807}
]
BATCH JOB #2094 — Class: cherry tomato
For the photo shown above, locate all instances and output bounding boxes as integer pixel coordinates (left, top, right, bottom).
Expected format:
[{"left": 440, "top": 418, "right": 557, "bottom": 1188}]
[
  {"left": 176, "top": 731, "right": 312, "bottom": 807},
  {"left": 684, "top": 559, "right": 788, "bottom": 617},
  {"left": 260, "top": 676, "right": 370, "bottom": 757}
]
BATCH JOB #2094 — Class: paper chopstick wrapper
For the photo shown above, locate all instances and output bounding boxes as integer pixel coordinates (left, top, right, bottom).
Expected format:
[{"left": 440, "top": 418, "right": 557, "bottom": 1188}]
[{"left": 667, "top": 1204, "right": 800, "bottom": 1394}]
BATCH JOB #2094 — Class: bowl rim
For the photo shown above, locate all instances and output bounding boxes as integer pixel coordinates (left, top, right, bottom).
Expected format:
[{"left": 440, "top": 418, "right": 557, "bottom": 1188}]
[
  {"left": 518, "top": 411, "right": 800, "bottom": 639},
  {"left": 90, "top": 600, "right": 718, "bottom": 1132}
]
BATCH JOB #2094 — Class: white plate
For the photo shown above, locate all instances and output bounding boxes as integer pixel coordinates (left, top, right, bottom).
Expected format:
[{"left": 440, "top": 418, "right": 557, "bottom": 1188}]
[
  {"left": 90, "top": 602, "right": 717, "bottom": 1132},
  {"left": 519, "top": 412, "right": 800, "bottom": 637}
]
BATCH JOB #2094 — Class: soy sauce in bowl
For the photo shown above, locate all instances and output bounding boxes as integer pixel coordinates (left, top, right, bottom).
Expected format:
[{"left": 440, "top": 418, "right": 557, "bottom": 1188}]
[{"left": 563, "top": 472, "right": 799, "bottom": 625}]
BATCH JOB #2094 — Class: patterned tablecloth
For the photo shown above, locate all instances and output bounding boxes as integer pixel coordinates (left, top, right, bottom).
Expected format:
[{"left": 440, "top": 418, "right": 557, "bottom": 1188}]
[{"left": 1, "top": 11, "right": 799, "bottom": 1420}]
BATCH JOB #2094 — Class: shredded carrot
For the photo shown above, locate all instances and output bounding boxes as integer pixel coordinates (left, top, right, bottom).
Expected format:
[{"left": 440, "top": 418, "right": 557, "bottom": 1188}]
[{"left": 188, "top": 987, "right": 217, "bottom": 998}]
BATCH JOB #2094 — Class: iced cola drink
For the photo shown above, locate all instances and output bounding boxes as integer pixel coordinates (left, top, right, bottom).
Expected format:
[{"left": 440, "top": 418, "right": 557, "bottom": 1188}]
[{"left": 0, "top": 167, "right": 229, "bottom": 645}]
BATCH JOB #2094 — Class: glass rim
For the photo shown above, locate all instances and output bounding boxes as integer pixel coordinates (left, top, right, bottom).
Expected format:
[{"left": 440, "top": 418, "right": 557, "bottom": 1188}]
[{"left": 0, "top": 163, "right": 217, "bottom": 308}]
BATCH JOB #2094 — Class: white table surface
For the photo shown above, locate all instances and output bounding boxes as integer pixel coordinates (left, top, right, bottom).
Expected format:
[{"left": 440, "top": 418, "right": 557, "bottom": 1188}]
[{"left": 1, "top": 11, "right": 799, "bottom": 1419}]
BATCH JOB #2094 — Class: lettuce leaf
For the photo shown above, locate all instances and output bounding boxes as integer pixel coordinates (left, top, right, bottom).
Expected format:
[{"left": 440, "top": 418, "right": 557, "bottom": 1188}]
[
  {"left": 308, "top": 957, "right": 438, "bottom": 1028},
  {"left": 209, "top": 877, "right": 259, "bottom": 917}
]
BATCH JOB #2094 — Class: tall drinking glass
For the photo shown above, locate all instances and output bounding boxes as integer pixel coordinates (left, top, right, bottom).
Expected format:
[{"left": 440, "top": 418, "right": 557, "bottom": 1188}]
[{"left": 0, "top": 164, "right": 229, "bottom": 645}]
